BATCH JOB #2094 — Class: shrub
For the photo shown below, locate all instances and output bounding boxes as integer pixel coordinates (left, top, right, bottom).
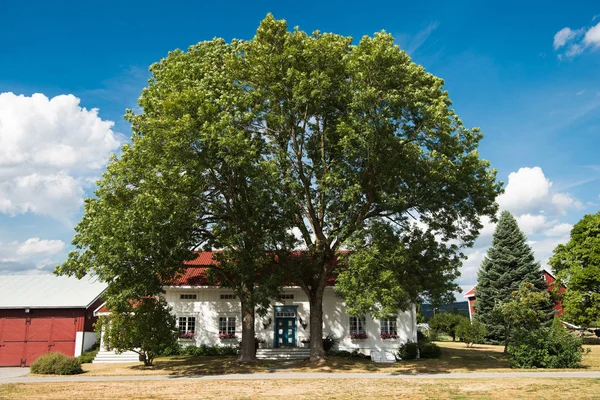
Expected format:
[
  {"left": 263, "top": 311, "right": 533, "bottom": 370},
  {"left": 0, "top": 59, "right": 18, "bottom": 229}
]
[
  {"left": 77, "top": 349, "right": 98, "bottom": 364},
  {"left": 180, "top": 344, "right": 239, "bottom": 356},
  {"left": 456, "top": 319, "right": 487, "bottom": 347},
  {"left": 322, "top": 334, "right": 339, "bottom": 352},
  {"left": 30, "top": 352, "right": 83, "bottom": 375},
  {"left": 419, "top": 342, "right": 442, "bottom": 358},
  {"left": 508, "top": 322, "right": 586, "bottom": 369},
  {"left": 160, "top": 344, "right": 182, "bottom": 356},
  {"left": 326, "top": 349, "right": 369, "bottom": 359},
  {"left": 398, "top": 340, "right": 419, "bottom": 360}
]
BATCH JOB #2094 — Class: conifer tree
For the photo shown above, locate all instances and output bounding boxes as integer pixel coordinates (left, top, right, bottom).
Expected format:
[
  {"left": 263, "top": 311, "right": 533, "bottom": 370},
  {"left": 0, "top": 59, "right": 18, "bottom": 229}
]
[{"left": 474, "top": 211, "right": 550, "bottom": 344}]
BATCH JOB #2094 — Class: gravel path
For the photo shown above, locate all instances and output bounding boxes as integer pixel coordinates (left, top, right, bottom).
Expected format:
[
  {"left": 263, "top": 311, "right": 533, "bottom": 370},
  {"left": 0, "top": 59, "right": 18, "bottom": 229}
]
[{"left": 1, "top": 370, "right": 600, "bottom": 384}]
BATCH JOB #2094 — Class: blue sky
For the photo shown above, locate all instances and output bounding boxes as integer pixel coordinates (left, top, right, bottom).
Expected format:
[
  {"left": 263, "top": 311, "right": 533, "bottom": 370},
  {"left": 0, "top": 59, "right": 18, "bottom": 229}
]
[{"left": 0, "top": 0, "right": 599, "bottom": 298}]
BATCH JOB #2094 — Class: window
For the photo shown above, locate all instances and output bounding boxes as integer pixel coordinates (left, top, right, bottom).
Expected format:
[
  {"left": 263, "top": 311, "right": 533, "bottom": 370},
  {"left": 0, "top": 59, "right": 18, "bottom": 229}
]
[
  {"left": 380, "top": 318, "right": 398, "bottom": 339},
  {"left": 220, "top": 294, "right": 236, "bottom": 300},
  {"left": 178, "top": 316, "right": 196, "bottom": 338},
  {"left": 180, "top": 294, "right": 197, "bottom": 300},
  {"left": 275, "top": 311, "right": 296, "bottom": 317},
  {"left": 349, "top": 316, "right": 366, "bottom": 335},
  {"left": 278, "top": 294, "right": 294, "bottom": 300},
  {"left": 219, "top": 316, "right": 236, "bottom": 335}
]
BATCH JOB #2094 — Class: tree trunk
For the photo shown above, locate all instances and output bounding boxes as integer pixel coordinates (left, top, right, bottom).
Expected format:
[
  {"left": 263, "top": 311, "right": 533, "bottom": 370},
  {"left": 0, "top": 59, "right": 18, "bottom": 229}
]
[
  {"left": 503, "top": 324, "right": 510, "bottom": 354},
  {"left": 308, "top": 285, "right": 325, "bottom": 362},
  {"left": 238, "top": 298, "right": 256, "bottom": 363}
]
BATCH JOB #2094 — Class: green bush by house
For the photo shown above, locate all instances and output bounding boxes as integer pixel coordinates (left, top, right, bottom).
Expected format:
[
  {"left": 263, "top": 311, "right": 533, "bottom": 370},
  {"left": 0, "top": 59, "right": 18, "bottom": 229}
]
[{"left": 30, "top": 352, "right": 82, "bottom": 375}]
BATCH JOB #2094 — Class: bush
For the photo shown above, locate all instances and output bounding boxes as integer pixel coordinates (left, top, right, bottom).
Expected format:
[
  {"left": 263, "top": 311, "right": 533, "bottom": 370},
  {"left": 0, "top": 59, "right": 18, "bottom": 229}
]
[
  {"left": 456, "top": 319, "right": 486, "bottom": 347},
  {"left": 398, "top": 340, "right": 419, "bottom": 360},
  {"left": 326, "top": 349, "right": 369, "bottom": 359},
  {"left": 77, "top": 349, "right": 98, "bottom": 364},
  {"left": 322, "top": 334, "right": 339, "bottom": 352},
  {"left": 419, "top": 342, "right": 442, "bottom": 358},
  {"left": 508, "top": 323, "right": 586, "bottom": 369},
  {"left": 30, "top": 352, "right": 83, "bottom": 375},
  {"left": 180, "top": 344, "right": 239, "bottom": 357},
  {"left": 160, "top": 344, "right": 182, "bottom": 356}
]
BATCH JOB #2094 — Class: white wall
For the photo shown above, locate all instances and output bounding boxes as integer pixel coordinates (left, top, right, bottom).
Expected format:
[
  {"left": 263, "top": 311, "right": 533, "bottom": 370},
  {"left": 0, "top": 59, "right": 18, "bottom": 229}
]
[
  {"left": 165, "top": 286, "right": 416, "bottom": 355},
  {"left": 74, "top": 331, "right": 98, "bottom": 357}
]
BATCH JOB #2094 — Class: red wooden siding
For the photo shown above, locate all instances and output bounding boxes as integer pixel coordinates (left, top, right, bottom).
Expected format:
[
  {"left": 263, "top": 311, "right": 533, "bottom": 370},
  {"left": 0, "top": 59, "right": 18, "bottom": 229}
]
[{"left": 0, "top": 309, "right": 87, "bottom": 367}]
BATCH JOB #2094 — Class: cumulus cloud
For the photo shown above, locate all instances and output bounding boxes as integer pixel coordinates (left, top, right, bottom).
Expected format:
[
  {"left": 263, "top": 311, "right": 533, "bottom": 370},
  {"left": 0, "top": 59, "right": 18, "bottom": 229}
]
[
  {"left": 553, "top": 20, "right": 600, "bottom": 58},
  {"left": 0, "top": 93, "right": 120, "bottom": 221},
  {"left": 0, "top": 237, "right": 66, "bottom": 274},
  {"left": 497, "top": 167, "right": 582, "bottom": 216}
]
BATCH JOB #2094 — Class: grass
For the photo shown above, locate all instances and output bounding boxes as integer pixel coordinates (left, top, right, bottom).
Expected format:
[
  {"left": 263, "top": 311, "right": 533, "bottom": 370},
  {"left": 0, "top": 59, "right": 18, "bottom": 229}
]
[
  {"left": 2, "top": 378, "right": 600, "bottom": 399},
  {"left": 77, "top": 342, "right": 600, "bottom": 376}
]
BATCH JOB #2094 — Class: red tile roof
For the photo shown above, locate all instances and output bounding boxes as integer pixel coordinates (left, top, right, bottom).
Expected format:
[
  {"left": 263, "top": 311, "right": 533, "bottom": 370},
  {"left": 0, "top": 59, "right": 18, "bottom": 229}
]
[{"left": 168, "top": 251, "right": 344, "bottom": 287}]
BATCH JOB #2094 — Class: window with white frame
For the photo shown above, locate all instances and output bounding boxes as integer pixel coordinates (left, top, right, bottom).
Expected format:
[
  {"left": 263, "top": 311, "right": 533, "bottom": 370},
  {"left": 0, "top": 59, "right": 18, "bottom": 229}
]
[
  {"left": 220, "top": 294, "right": 236, "bottom": 300},
  {"left": 278, "top": 294, "right": 294, "bottom": 300},
  {"left": 178, "top": 316, "right": 196, "bottom": 338},
  {"left": 219, "top": 316, "right": 236, "bottom": 335},
  {"left": 349, "top": 316, "right": 366, "bottom": 335},
  {"left": 180, "top": 293, "right": 197, "bottom": 300},
  {"left": 380, "top": 318, "right": 397, "bottom": 336}
]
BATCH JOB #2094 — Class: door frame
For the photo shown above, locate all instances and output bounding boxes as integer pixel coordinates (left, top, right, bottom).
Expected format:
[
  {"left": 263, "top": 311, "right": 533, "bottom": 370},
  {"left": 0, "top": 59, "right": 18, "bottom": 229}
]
[{"left": 273, "top": 305, "right": 298, "bottom": 348}]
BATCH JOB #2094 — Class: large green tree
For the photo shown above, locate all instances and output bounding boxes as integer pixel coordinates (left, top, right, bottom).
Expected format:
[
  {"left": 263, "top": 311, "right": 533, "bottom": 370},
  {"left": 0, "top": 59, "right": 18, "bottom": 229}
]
[
  {"left": 56, "top": 38, "right": 294, "bottom": 362},
  {"left": 549, "top": 211, "right": 600, "bottom": 327},
  {"left": 474, "top": 211, "right": 550, "bottom": 344},
  {"left": 244, "top": 16, "right": 500, "bottom": 360},
  {"left": 58, "top": 14, "right": 500, "bottom": 363}
]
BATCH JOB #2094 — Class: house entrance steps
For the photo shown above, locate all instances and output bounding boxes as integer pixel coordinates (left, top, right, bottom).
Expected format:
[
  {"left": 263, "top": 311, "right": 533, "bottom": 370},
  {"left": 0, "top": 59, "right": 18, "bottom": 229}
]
[
  {"left": 256, "top": 348, "right": 310, "bottom": 360},
  {"left": 92, "top": 350, "right": 141, "bottom": 363}
]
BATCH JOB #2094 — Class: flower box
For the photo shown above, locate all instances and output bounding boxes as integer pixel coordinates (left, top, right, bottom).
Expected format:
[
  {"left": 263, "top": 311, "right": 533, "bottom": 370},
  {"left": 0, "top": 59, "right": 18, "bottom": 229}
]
[
  {"left": 179, "top": 332, "right": 196, "bottom": 340},
  {"left": 219, "top": 333, "right": 237, "bottom": 340},
  {"left": 349, "top": 333, "right": 368, "bottom": 340},
  {"left": 380, "top": 332, "right": 399, "bottom": 340}
]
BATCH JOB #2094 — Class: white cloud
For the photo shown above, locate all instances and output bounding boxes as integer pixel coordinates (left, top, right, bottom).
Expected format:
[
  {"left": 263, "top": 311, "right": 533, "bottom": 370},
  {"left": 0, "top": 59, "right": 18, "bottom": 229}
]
[
  {"left": 553, "top": 27, "right": 581, "bottom": 49},
  {"left": 516, "top": 214, "right": 547, "bottom": 235},
  {"left": 497, "top": 167, "right": 581, "bottom": 216},
  {"left": 553, "top": 21, "right": 600, "bottom": 58},
  {"left": 0, "top": 237, "right": 65, "bottom": 274},
  {"left": 544, "top": 223, "right": 573, "bottom": 237},
  {"left": 15, "top": 238, "right": 65, "bottom": 256},
  {"left": 0, "top": 93, "right": 120, "bottom": 221}
]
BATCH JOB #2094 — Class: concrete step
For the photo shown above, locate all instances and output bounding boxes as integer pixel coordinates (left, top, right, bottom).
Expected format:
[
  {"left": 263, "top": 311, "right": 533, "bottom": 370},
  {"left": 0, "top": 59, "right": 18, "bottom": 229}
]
[
  {"left": 256, "top": 348, "right": 310, "bottom": 360},
  {"left": 93, "top": 350, "right": 141, "bottom": 363}
]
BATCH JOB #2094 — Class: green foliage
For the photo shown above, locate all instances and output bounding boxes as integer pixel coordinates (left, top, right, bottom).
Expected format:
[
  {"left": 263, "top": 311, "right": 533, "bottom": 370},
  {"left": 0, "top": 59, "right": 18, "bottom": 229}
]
[
  {"left": 456, "top": 319, "right": 487, "bottom": 347},
  {"left": 77, "top": 349, "right": 98, "bottom": 364},
  {"left": 508, "top": 319, "right": 586, "bottom": 369},
  {"left": 419, "top": 342, "right": 442, "bottom": 359},
  {"left": 322, "top": 334, "right": 339, "bottom": 352},
  {"left": 30, "top": 353, "right": 82, "bottom": 375},
  {"left": 429, "top": 313, "right": 468, "bottom": 341},
  {"left": 475, "top": 211, "right": 550, "bottom": 344},
  {"left": 160, "top": 344, "right": 183, "bottom": 357},
  {"left": 97, "top": 297, "right": 177, "bottom": 366},
  {"left": 550, "top": 212, "right": 600, "bottom": 327},
  {"left": 326, "top": 349, "right": 370, "bottom": 359},
  {"left": 180, "top": 344, "right": 239, "bottom": 357},
  {"left": 398, "top": 340, "right": 419, "bottom": 360},
  {"left": 57, "top": 13, "right": 501, "bottom": 361}
]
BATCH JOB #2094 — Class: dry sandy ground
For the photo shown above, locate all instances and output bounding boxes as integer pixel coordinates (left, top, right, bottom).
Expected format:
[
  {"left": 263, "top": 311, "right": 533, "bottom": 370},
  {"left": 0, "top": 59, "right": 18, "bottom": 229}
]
[{"left": 1, "top": 378, "right": 600, "bottom": 399}]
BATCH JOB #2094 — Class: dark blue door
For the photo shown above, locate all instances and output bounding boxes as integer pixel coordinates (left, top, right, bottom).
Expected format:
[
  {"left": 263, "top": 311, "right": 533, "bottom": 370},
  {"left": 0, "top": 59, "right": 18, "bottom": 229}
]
[{"left": 276, "top": 317, "right": 296, "bottom": 347}]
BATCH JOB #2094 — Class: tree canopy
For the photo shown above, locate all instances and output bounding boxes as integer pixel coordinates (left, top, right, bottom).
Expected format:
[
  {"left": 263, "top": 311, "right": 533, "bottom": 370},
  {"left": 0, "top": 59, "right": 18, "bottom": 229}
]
[
  {"left": 57, "top": 14, "right": 501, "bottom": 362},
  {"left": 550, "top": 211, "right": 600, "bottom": 327},
  {"left": 474, "top": 211, "right": 550, "bottom": 344}
]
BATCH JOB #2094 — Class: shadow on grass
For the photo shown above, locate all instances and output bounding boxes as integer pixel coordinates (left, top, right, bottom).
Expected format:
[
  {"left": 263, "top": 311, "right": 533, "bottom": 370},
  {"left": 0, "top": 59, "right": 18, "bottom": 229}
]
[{"left": 124, "top": 343, "right": 514, "bottom": 376}]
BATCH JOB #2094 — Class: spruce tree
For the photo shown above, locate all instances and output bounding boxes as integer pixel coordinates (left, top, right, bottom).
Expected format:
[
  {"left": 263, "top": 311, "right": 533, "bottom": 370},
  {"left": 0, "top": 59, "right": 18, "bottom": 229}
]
[{"left": 474, "top": 211, "right": 549, "bottom": 344}]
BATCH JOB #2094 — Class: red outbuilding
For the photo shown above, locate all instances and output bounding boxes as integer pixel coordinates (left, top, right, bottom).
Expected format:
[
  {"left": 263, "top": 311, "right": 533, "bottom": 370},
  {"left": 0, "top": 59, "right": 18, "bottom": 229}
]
[
  {"left": 464, "top": 270, "right": 565, "bottom": 321},
  {"left": 0, "top": 275, "right": 106, "bottom": 367}
]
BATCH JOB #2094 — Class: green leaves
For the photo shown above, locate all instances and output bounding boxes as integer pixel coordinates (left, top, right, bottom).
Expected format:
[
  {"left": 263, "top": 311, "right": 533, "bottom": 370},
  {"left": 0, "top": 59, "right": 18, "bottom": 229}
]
[{"left": 550, "top": 211, "right": 600, "bottom": 327}]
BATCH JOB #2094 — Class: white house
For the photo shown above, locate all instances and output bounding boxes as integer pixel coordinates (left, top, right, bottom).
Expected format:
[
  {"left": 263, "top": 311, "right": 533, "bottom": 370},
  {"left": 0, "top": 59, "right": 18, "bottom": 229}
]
[{"left": 95, "top": 251, "right": 417, "bottom": 361}]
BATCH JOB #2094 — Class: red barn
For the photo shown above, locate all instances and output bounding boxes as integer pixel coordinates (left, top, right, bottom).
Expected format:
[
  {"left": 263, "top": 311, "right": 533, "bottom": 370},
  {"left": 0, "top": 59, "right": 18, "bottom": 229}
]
[
  {"left": 464, "top": 270, "right": 565, "bottom": 320},
  {"left": 0, "top": 275, "right": 106, "bottom": 367}
]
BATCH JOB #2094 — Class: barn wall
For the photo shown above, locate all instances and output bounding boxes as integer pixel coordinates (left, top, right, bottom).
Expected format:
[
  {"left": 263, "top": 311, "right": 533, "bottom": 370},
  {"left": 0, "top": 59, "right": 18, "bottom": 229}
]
[{"left": 165, "top": 286, "right": 416, "bottom": 355}]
